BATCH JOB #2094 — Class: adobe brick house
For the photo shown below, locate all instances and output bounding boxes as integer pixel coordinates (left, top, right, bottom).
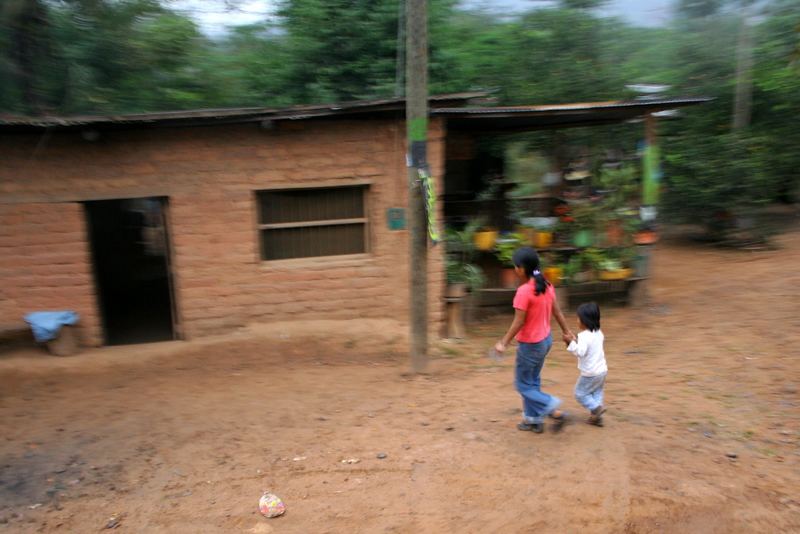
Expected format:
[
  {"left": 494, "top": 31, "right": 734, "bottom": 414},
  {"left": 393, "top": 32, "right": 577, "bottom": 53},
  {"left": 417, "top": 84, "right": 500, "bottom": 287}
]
[{"left": 0, "top": 94, "right": 705, "bottom": 346}]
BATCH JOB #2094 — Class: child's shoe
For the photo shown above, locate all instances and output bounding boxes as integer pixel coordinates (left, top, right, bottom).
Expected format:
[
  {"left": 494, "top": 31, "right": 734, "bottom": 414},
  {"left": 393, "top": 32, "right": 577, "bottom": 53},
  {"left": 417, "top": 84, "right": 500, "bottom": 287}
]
[{"left": 588, "top": 406, "right": 606, "bottom": 427}]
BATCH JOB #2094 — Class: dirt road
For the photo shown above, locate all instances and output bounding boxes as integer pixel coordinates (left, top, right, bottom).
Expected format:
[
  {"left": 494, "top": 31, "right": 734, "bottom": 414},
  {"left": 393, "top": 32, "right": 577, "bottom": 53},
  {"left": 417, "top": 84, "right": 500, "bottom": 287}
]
[{"left": 1, "top": 232, "right": 799, "bottom": 533}]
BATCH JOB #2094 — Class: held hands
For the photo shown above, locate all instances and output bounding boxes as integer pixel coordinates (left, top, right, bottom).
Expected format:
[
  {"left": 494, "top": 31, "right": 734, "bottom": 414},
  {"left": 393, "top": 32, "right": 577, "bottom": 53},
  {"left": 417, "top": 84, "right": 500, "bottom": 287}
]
[{"left": 562, "top": 331, "right": 576, "bottom": 346}]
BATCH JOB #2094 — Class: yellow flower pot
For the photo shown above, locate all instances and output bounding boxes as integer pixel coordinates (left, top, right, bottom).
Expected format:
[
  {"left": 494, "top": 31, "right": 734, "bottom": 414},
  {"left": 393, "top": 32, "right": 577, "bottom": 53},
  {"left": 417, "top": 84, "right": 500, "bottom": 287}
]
[
  {"left": 534, "top": 231, "right": 553, "bottom": 249},
  {"left": 598, "top": 268, "right": 633, "bottom": 281},
  {"left": 473, "top": 230, "right": 499, "bottom": 251},
  {"left": 543, "top": 266, "right": 563, "bottom": 286}
]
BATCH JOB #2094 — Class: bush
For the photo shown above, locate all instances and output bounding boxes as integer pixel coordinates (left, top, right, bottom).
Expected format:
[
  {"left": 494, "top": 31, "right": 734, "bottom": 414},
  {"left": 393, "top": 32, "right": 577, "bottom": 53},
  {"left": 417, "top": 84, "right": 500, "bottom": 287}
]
[{"left": 662, "top": 134, "right": 781, "bottom": 240}]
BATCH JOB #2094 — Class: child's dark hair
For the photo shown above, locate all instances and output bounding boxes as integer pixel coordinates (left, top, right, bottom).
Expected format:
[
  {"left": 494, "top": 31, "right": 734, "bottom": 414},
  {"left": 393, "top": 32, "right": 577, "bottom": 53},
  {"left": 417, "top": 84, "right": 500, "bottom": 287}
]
[
  {"left": 512, "top": 246, "right": 550, "bottom": 296},
  {"left": 577, "top": 302, "right": 601, "bottom": 332}
]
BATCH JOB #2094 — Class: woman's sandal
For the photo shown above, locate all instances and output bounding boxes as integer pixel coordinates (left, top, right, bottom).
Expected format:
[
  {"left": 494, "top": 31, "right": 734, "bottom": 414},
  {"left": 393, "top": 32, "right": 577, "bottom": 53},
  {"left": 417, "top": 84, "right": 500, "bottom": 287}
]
[{"left": 517, "top": 421, "right": 544, "bottom": 433}]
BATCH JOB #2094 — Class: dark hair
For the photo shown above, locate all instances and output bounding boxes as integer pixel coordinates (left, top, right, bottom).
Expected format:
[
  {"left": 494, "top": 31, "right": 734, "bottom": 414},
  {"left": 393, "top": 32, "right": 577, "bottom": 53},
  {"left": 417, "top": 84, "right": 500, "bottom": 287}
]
[
  {"left": 577, "top": 302, "right": 601, "bottom": 332},
  {"left": 512, "top": 246, "right": 550, "bottom": 296}
]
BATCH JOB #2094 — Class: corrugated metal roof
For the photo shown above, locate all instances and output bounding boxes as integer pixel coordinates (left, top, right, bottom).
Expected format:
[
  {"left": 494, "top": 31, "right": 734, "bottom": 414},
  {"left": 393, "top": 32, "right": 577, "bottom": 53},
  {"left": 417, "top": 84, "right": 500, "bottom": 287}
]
[
  {"left": 0, "top": 92, "right": 488, "bottom": 129},
  {"left": 433, "top": 97, "right": 711, "bottom": 132},
  {"left": 0, "top": 94, "right": 709, "bottom": 132},
  {"left": 430, "top": 97, "right": 711, "bottom": 116}
]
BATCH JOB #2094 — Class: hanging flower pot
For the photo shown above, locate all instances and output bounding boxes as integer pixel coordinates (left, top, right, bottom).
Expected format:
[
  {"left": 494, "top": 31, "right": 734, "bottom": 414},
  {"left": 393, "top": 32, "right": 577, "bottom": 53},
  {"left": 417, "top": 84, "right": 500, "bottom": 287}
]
[
  {"left": 473, "top": 230, "right": 499, "bottom": 251},
  {"left": 535, "top": 231, "right": 553, "bottom": 249}
]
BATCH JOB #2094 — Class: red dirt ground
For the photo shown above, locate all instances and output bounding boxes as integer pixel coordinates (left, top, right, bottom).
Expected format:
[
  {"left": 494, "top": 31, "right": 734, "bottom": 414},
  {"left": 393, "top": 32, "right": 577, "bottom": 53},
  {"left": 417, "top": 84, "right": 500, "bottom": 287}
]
[{"left": 1, "top": 231, "right": 799, "bottom": 533}]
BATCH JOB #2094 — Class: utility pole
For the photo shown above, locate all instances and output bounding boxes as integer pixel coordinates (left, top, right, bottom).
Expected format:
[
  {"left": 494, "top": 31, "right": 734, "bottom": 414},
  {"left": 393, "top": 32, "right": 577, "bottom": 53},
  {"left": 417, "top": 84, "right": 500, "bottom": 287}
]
[{"left": 406, "top": 0, "right": 428, "bottom": 373}]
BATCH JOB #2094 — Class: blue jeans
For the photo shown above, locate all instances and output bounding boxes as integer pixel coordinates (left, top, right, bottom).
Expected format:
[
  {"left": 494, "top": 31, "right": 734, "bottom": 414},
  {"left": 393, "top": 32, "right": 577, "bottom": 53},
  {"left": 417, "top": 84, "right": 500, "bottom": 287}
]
[
  {"left": 574, "top": 373, "right": 606, "bottom": 412},
  {"left": 515, "top": 334, "right": 561, "bottom": 424}
]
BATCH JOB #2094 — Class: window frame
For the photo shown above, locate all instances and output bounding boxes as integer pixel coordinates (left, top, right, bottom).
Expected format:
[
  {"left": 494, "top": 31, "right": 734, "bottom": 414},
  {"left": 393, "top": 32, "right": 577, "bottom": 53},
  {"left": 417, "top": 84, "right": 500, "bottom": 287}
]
[{"left": 255, "top": 182, "right": 371, "bottom": 263}]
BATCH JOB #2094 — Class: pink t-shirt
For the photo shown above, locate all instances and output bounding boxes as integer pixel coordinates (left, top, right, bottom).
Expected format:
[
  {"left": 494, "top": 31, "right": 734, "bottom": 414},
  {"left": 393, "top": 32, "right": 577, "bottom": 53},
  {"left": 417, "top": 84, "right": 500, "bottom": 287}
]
[{"left": 513, "top": 280, "right": 555, "bottom": 343}]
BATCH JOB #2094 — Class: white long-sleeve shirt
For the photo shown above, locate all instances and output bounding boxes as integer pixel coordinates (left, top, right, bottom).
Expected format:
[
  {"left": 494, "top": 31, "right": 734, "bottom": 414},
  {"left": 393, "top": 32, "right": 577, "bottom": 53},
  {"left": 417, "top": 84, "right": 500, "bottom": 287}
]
[{"left": 567, "top": 329, "right": 608, "bottom": 377}]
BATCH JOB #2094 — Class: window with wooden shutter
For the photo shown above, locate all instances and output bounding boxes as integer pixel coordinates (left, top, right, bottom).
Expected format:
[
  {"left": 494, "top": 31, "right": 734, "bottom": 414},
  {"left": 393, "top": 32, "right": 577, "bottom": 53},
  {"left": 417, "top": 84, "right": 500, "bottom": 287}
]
[{"left": 257, "top": 185, "right": 369, "bottom": 261}]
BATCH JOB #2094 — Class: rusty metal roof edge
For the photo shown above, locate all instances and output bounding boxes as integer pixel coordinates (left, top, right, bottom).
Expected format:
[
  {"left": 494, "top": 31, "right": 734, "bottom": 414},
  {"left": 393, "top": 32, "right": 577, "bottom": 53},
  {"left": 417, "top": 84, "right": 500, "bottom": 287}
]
[
  {"left": 0, "top": 91, "right": 489, "bottom": 128},
  {"left": 430, "top": 97, "right": 712, "bottom": 116}
]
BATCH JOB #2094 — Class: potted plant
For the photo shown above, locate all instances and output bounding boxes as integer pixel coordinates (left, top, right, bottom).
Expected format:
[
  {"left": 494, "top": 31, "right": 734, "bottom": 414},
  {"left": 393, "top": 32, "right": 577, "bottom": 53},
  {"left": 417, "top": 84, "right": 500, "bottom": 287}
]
[
  {"left": 543, "top": 264, "right": 564, "bottom": 286},
  {"left": 571, "top": 203, "right": 599, "bottom": 248},
  {"left": 472, "top": 221, "right": 499, "bottom": 251},
  {"left": 597, "top": 247, "right": 634, "bottom": 281},
  {"left": 445, "top": 223, "right": 486, "bottom": 297},
  {"left": 446, "top": 261, "right": 486, "bottom": 297},
  {"left": 633, "top": 221, "right": 658, "bottom": 245},
  {"left": 494, "top": 233, "right": 523, "bottom": 288},
  {"left": 565, "top": 251, "right": 595, "bottom": 284}
]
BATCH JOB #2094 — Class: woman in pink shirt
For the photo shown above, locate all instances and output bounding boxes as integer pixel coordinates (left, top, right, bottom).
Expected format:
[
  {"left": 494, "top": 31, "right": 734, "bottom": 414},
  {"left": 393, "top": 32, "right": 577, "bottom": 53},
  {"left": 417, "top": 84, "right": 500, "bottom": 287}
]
[{"left": 495, "top": 247, "right": 573, "bottom": 433}]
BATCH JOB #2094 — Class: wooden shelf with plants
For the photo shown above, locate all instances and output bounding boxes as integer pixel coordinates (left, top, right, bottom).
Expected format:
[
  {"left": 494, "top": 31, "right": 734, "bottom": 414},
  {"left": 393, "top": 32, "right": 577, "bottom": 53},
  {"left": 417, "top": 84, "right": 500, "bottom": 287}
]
[{"left": 445, "top": 164, "right": 659, "bottom": 314}]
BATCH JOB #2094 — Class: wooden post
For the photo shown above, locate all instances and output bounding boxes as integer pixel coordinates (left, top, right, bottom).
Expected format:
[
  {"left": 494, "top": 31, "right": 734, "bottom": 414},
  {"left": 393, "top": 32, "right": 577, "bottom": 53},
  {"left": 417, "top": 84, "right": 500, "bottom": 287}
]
[{"left": 406, "top": 0, "right": 428, "bottom": 372}]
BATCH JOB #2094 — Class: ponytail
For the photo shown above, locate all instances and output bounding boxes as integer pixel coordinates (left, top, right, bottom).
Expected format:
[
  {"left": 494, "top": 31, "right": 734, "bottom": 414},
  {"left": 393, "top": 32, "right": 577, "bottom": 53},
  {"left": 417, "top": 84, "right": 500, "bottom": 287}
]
[
  {"left": 531, "top": 269, "right": 550, "bottom": 296},
  {"left": 511, "top": 247, "right": 551, "bottom": 296}
]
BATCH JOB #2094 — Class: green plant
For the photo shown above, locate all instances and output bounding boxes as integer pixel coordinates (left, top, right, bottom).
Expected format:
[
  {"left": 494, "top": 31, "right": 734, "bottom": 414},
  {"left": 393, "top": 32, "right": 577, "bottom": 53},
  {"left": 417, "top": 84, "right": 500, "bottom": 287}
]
[
  {"left": 563, "top": 254, "right": 585, "bottom": 280},
  {"left": 581, "top": 247, "right": 607, "bottom": 271},
  {"left": 493, "top": 233, "right": 523, "bottom": 266},
  {"left": 505, "top": 143, "right": 550, "bottom": 198},
  {"left": 570, "top": 202, "right": 601, "bottom": 231},
  {"left": 445, "top": 222, "right": 486, "bottom": 291},
  {"left": 597, "top": 165, "right": 639, "bottom": 212},
  {"left": 446, "top": 259, "right": 486, "bottom": 290}
]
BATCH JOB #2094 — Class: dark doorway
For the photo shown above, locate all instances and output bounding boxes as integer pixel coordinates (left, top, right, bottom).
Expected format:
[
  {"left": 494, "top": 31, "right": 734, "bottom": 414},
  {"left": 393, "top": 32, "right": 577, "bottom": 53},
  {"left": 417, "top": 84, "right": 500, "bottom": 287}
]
[{"left": 85, "top": 198, "right": 177, "bottom": 345}]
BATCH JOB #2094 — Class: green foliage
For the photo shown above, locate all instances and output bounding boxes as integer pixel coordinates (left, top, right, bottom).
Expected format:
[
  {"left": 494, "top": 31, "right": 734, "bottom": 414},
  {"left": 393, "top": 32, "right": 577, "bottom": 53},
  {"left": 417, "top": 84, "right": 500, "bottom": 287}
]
[
  {"left": 0, "top": 0, "right": 798, "bottom": 236},
  {"left": 596, "top": 165, "right": 639, "bottom": 211},
  {"left": 445, "top": 221, "right": 485, "bottom": 290},
  {"left": 446, "top": 260, "right": 486, "bottom": 291},
  {"left": 493, "top": 233, "right": 524, "bottom": 266},
  {"left": 663, "top": 133, "right": 776, "bottom": 236}
]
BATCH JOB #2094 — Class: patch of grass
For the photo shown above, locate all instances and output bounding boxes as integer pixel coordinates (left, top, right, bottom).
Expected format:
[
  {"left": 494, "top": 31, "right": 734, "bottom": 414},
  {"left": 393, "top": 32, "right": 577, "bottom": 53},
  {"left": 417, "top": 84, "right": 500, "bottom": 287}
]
[
  {"left": 344, "top": 339, "right": 357, "bottom": 349},
  {"left": 658, "top": 395, "right": 670, "bottom": 401},
  {"left": 441, "top": 346, "right": 464, "bottom": 357}
]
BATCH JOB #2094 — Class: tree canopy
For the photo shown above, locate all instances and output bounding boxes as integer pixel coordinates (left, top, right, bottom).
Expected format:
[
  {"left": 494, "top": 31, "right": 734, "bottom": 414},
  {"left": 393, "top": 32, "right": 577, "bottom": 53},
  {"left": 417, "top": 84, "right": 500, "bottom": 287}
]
[{"left": 1, "top": 0, "right": 799, "bottom": 227}]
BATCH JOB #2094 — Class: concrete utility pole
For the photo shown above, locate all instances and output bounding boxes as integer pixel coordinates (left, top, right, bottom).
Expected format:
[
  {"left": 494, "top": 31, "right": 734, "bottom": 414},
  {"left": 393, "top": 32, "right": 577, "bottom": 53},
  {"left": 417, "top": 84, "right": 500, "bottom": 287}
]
[{"left": 406, "top": 0, "right": 428, "bottom": 373}]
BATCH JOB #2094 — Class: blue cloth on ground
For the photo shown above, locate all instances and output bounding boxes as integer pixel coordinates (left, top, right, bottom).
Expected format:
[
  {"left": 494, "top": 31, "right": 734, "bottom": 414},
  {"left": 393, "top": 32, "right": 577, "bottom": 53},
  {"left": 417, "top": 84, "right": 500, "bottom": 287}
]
[{"left": 24, "top": 311, "right": 80, "bottom": 343}]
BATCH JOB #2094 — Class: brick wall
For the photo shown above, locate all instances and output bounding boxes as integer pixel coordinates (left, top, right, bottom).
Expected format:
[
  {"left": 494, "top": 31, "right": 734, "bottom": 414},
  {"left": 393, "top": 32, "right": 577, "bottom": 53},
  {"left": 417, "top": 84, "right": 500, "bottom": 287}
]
[
  {"left": 0, "top": 118, "right": 445, "bottom": 344},
  {"left": 0, "top": 203, "right": 102, "bottom": 345}
]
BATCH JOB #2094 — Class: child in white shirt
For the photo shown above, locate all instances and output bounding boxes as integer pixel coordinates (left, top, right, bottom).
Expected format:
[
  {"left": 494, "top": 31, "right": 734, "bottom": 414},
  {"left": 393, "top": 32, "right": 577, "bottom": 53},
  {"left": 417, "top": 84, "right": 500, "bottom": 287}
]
[{"left": 563, "top": 302, "right": 608, "bottom": 427}]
